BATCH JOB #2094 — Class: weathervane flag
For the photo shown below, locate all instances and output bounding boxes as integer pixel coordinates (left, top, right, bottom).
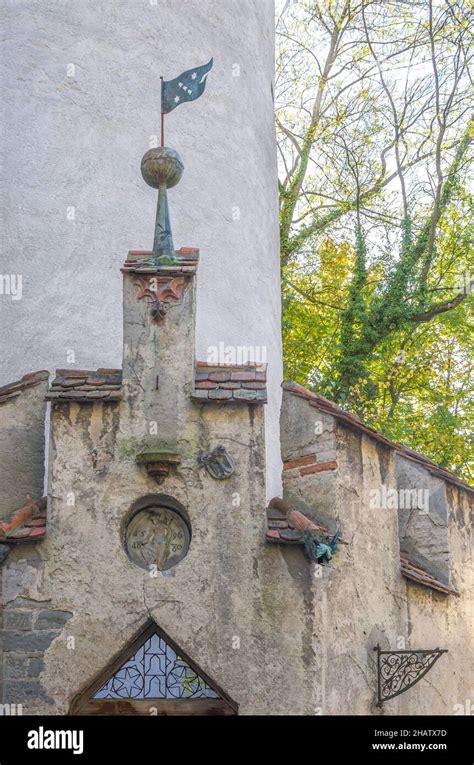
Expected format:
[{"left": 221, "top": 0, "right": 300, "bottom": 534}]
[
  {"left": 146, "top": 57, "right": 213, "bottom": 264},
  {"left": 161, "top": 58, "right": 214, "bottom": 115}
]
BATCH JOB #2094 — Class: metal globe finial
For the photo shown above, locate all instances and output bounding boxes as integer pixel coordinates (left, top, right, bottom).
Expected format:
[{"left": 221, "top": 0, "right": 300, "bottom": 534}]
[
  {"left": 141, "top": 147, "right": 184, "bottom": 189},
  {"left": 141, "top": 146, "right": 184, "bottom": 266}
]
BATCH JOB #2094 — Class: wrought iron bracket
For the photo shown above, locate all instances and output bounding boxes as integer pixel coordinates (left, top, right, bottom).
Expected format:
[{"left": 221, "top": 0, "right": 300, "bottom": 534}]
[{"left": 374, "top": 644, "right": 447, "bottom": 706}]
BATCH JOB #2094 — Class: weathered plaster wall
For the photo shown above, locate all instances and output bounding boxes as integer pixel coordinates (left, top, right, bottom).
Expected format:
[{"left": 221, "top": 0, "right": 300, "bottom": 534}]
[
  {"left": 0, "top": 0, "right": 282, "bottom": 498},
  {"left": 398, "top": 483, "right": 473, "bottom": 715},
  {"left": 2, "top": 384, "right": 472, "bottom": 715},
  {"left": 280, "top": 393, "right": 338, "bottom": 528},
  {"left": 2, "top": 395, "right": 308, "bottom": 714},
  {"left": 278, "top": 390, "right": 472, "bottom": 715},
  {"left": 2, "top": 258, "right": 303, "bottom": 715},
  {"left": 0, "top": 376, "right": 49, "bottom": 518},
  {"left": 396, "top": 455, "right": 450, "bottom": 584},
  {"left": 121, "top": 263, "right": 197, "bottom": 452}
]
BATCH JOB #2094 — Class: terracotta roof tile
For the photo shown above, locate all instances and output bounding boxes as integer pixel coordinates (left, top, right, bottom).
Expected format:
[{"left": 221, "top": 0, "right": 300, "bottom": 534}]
[
  {"left": 122, "top": 248, "right": 199, "bottom": 275},
  {"left": 192, "top": 363, "right": 267, "bottom": 405},
  {"left": 0, "top": 497, "right": 47, "bottom": 544},
  {"left": 193, "top": 362, "right": 257, "bottom": 369},
  {"left": 46, "top": 369, "right": 122, "bottom": 403},
  {"left": 400, "top": 556, "right": 458, "bottom": 596},
  {"left": 0, "top": 370, "right": 49, "bottom": 404},
  {"left": 265, "top": 497, "right": 348, "bottom": 545},
  {"left": 282, "top": 380, "right": 473, "bottom": 493}
]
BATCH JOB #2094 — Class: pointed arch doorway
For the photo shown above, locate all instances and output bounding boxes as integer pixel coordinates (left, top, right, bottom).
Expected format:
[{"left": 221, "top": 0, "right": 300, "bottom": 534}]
[{"left": 70, "top": 619, "right": 238, "bottom": 715}]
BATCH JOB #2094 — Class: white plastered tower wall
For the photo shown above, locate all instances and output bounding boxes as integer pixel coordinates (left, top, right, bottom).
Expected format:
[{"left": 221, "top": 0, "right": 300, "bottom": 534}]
[{"left": 0, "top": 0, "right": 282, "bottom": 499}]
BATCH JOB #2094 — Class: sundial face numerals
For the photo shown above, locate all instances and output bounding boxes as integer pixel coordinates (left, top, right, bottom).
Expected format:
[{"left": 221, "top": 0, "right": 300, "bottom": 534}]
[{"left": 125, "top": 506, "right": 190, "bottom": 571}]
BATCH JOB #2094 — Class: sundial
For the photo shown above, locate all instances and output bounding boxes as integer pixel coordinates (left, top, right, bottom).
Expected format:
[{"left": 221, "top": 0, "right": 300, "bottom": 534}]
[
  {"left": 140, "top": 58, "right": 213, "bottom": 266},
  {"left": 124, "top": 505, "right": 191, "bottom": 571}
]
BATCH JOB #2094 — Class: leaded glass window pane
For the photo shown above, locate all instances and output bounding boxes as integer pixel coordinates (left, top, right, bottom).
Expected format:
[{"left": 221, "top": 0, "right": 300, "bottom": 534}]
[{"left": 93, "top": 633, "right": 219, "bottom": 700}]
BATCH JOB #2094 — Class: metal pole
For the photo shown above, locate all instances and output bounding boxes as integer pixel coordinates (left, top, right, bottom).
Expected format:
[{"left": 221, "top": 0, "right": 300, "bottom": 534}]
[
  {"left": 375, "top": 645, "right": 382, "bottom": 707},
  {"left": 160, "top": 76, "right": 164, "bottom": 147}
]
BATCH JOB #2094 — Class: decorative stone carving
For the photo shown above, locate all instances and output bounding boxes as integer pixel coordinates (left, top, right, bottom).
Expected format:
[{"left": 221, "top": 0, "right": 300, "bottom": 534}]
[
  {"left": 134, "top": 276, "right": 185, "bottom": 324},
  {"left": 124, "top": 505, "right": 190, "bottom": 571},
  {"left": 136, "top": 451, "right": 181, "bottom": 485},
  {"left": 198, "top": 446, "right": 235, "bottom": 480}
]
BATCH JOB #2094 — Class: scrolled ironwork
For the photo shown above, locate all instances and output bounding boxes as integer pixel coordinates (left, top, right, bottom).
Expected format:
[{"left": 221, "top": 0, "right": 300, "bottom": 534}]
[{"left": 374, "top": 644, "right": 447, "bottom": 706}]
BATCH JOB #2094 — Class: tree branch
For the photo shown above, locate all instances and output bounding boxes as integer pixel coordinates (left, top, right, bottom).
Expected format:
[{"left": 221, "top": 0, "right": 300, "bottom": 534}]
[{"left": 411, "top": 292, "right": 468, "bottom": 322}]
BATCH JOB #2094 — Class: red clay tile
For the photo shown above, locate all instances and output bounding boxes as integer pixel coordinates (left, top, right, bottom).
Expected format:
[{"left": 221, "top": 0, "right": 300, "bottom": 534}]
[
  {"left": 27, "top": 526, "right": 46, "bottom": 539},
  {"left": 242, "top": 382, "right": 266, "bottom": 390},
  {"left": 0, "top": 370, "right": 49, "bottom": 399},
  {"left": 0, "top": 498, "right": 46, "bottom": 538},
  {"left": 208, "top": 389, "right": 233, "bottom": 400},
  {"left": 193, "top": 363, "right": 267, "bottom": 405},
  {"left": 24, "top": 518, "right": 47, "bottom": 527},
  {"left": 208, "top": 371, "right": 232, "bottom": 382},
  {"left": 195, "top": 381, "right": 218, "bottom": 389},
  {"left": 231, "top": 371, "right": 256, "bottom": 382},
  {"left": 266, "top": 529, "right": 281, "bottom": 540}
]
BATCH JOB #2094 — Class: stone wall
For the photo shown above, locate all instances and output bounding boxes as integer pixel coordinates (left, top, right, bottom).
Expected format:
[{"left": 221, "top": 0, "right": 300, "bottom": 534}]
[
  {"left": 280, "top": 390, "right": 338, "bottom": 529},
  {"left": 0, "top": 372, "right": 49, "bottom": 518},
  {"left": 2, "top": 254, "right": 281, "bottom": 714},
  {"left": 278, "top": 387, "right": 473, "bottom": 715},
  {"left": 9, "top": 397, "right": 269, "bottom": 714},
  {"left": 2, "top": 377, "right": 471, "bottom": 715},
  {"left": 1, "top": 584, "right": 72, "bottom": 709}
]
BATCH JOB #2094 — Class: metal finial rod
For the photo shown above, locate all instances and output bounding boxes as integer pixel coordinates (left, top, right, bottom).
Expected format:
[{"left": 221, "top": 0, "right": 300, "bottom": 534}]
[
  {"left": 152, "top": 184, "right": 175, "bottom": 264},
  {"left": 160, "top": 76, "right": 165, "bottom": 147}
]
